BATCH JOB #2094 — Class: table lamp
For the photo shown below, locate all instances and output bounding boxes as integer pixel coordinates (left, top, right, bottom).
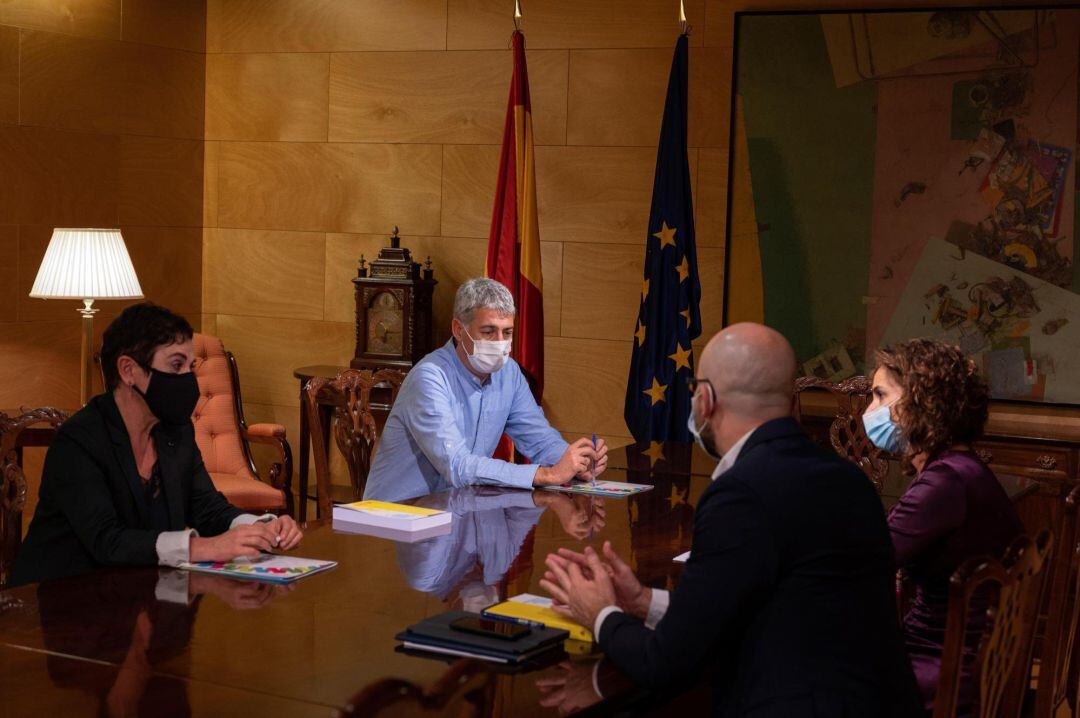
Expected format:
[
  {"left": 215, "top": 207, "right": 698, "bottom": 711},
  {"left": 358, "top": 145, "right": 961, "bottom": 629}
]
[{"left": 29, "top": 228, "right": 144, "bottom": 405}]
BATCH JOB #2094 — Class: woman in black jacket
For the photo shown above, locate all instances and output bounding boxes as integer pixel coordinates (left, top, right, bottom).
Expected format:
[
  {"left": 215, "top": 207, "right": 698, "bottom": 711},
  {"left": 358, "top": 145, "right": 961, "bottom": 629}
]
[{"left": 11, "top": 303, "right": 302, "bottom": 586}]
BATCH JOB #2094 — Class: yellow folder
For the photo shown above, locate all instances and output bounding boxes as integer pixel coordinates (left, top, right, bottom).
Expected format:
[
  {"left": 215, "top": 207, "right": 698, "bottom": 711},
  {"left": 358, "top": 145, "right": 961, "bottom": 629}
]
[{"left": 483, "top": 597, "right": 593, "bottom": 643}]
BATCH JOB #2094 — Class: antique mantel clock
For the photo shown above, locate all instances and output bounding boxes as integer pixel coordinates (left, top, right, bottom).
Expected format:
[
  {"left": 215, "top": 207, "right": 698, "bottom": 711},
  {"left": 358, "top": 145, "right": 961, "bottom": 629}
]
[{"left": 352, "top": 227, "right": 437, "bottom": 371}]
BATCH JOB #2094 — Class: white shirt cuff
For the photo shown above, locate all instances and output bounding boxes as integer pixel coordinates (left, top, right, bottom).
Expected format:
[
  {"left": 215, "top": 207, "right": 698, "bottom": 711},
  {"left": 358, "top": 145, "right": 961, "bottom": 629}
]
[
  {"left": 154, "top": 569, "right": 192, "bottom": 605},
  {"left": 591, "top": 660, "right": 604, "bottom": 699},
  {"left": 594, "top": 605, "right": 623, "bottom": 639},
  {"left": 230, "top": 513, "right": 274, "bottom": 528},
  {"left": 645, "top": 589, "right": 670, "bottom": 630},
  {"left": 156, "top": 529, "right": 197, "bottom": 567}
]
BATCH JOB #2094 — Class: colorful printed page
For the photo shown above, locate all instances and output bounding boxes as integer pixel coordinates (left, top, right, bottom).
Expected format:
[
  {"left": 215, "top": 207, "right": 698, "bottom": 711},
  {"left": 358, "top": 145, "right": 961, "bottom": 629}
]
[
  {"left": 542, "top": 480, "right": 653, "bottom": 498},
  {"left": 179, "top": 554, "right": 337, "bottom": 583}
]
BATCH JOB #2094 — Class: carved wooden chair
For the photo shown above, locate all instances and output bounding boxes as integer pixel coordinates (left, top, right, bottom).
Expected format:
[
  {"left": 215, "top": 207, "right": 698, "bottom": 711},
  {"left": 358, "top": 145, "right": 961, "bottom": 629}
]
[
  {"left": 933, "top": 529, "right": 1054, "bottom": 718},
  {"left": 1034, "top": 483, "right": 1080, "bottom": 718},
  {"left": 792, "top": 375, "right": 889, "bottom": 492},
  {"left": 304, "top": 368, "right": 406, "bottom": 519},
  {"left": 190, "top": 334, "right": 294, "bottom": 517},
  {"left": 334, "top": 658, "right": 494, "bottom": 718},
  {"left": 0, "top": 407, "right": 69, "bottom": 586}
]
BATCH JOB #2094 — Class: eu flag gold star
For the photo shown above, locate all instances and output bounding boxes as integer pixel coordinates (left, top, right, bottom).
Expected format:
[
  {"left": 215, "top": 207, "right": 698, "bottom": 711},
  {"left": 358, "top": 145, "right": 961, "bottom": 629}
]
[
  {"left": 680, "top": 309, "right": 691, "bottom": 326},
  {"left": 635, "top": 322, "right": 646, "bottom": 345},
  {"left": 643, "top": 377, "right": 667, "bottom": 405},
  {"left": 668, "top": 344, "right": 692, "bottom": 372},
  {"left": 643, "top": 440, "right": 665, "bottom": 468},
  {"left": 676, "top": 256, "right": 689, "bottom": 282},
  {"left": 652, "top": 222, "right": 677, "bottom": 249}
]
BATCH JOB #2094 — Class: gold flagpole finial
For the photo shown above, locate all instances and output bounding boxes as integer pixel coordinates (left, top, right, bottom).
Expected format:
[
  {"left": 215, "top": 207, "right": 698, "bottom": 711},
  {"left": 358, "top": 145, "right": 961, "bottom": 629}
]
[
  {"left": 514, "top": 0, "right": 522, "bottom": 31},
  {"left": 679, "top": 0, "right": 686, "bottom": 33}
]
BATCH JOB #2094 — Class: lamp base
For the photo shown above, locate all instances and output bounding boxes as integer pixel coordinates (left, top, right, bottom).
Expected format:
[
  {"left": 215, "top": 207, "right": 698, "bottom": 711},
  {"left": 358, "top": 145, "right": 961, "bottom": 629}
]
[{"left": 78, "top": 299, "right": 99, "bottom": 406}]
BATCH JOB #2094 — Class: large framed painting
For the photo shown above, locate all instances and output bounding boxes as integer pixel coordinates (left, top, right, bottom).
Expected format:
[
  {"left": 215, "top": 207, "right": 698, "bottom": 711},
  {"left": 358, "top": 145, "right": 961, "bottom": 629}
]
[{"left": 724, "top": 8, "right": 1080, "bottom": 404}]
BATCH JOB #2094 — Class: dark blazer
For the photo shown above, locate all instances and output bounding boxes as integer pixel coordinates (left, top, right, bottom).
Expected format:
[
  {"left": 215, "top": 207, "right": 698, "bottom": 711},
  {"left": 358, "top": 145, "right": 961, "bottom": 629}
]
[
  {"left": 10, "top": 393, "right": 243, "bottom": 586},
  {"left": 599, "top": 418, "right": 921, "bottom": 718}
]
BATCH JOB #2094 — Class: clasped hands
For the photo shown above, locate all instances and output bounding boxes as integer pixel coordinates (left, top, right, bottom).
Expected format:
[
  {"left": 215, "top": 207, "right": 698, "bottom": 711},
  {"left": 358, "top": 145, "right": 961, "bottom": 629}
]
[
  {"left": 540, "top": 540, "right": 651, "bottom": 632},
  {"left": 534, "top": 437, "right": 610, "bottom": 487},
  {"left": 190, "top": 515, "right": 303, "bottom": 563}
]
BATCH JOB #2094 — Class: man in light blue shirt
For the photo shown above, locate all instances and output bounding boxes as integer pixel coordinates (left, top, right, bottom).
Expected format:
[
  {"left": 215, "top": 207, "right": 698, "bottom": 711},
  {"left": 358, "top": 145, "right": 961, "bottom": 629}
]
[{"left": 365, "top": 278, "right": 609, "bottom": 501}]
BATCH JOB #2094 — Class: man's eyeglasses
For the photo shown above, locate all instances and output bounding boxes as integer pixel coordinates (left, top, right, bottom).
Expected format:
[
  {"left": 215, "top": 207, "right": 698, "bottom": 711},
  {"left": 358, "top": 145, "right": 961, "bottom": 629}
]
[{"left": 686, "top": 376, "right": 714, "bottom": 397}]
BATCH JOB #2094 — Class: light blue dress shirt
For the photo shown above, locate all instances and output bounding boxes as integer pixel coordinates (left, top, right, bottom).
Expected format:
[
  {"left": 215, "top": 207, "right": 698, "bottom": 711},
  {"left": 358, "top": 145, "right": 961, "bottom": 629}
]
[{"left": 364, "top": 340, "right": 569, "bottom": 502}]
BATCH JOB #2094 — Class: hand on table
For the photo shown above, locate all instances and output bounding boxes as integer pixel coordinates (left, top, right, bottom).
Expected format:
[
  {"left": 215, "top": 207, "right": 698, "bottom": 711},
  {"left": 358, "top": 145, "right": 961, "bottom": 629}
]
[
  {"left": 543, "top": 541, "right": 650, "bottom": 620},
  {"left": 263, "top": 515, "right": 303, "bottom": 551},
  {"left": 533, "top": 438, "right": 597, "bottom": 487},
  {"left": 577, "top": 438, "right": 609, "bottom": 481},
  {"left": 539, "top": 545, "right": 618, "bottom": 630}
]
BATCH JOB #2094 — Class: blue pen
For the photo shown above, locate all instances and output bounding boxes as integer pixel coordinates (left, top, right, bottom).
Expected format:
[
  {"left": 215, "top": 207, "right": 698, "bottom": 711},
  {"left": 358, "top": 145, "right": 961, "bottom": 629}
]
[{"left": 591, "top": 433, "right": 598, "bottom": 488}]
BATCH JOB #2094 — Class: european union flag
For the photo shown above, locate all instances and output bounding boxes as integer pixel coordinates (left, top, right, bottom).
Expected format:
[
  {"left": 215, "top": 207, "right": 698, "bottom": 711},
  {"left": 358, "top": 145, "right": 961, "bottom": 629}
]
[{"left": 623, "top": 33, "right": 702, "bottom": 457}]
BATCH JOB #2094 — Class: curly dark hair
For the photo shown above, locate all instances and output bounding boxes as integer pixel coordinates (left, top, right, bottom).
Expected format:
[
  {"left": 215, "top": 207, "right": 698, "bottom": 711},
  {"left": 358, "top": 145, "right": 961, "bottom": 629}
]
[
  {"left": 100, "top": 303, "right": 193, "bottom": 391},
  {"left": 873, "top": 338, "right": 989, "bottom": 465}
]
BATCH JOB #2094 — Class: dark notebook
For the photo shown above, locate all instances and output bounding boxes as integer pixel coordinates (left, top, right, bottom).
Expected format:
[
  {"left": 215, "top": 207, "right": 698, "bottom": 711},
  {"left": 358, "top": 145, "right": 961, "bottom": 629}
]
[{"left": 396, "top": 611, "right": 569, "bottom": 664}]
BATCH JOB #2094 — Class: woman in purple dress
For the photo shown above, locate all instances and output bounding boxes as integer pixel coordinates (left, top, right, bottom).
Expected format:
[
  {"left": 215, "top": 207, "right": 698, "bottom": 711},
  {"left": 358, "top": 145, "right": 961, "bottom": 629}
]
[{"left": 863, "top": 338, "right": 1023, "bottom": 715}]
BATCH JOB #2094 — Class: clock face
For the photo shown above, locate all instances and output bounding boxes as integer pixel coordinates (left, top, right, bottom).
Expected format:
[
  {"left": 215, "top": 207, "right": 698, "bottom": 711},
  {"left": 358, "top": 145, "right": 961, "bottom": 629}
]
[{"left": 367, "top": 292, "right": 404, "bottom": 355}]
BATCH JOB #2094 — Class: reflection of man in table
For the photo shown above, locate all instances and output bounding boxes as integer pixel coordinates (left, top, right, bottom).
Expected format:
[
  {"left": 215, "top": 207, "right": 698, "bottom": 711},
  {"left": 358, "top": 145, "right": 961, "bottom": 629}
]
[
  {"left": 365, "top": 278, "right": 608, "bottom": 502},
  {"left": 393, "top": 487, "right": 546, "bottom": 609}
]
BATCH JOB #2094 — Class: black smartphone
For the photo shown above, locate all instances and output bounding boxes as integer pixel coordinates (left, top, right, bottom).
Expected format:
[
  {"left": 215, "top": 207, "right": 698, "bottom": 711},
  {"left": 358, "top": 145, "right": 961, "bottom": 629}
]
[{"left": 449, "top": 616, "right": 531, "bottom": 641}]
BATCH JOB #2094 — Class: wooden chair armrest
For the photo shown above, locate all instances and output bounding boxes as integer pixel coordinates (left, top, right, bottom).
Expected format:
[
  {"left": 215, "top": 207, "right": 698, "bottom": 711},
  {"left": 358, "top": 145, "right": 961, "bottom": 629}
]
[{"left": 246, "top": 423, "right": 286, "bottom": 439}]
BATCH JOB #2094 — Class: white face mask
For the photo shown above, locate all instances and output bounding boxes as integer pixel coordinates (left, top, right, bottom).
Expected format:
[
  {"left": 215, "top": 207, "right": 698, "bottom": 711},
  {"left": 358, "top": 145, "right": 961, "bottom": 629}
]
[{"left": 461, "top": 327, "right": 511, "bottom": 374}]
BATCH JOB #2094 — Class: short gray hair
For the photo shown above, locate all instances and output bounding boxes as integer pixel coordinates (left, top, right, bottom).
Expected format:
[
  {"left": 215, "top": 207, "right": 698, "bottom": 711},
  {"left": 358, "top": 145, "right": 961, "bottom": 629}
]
[{"left": 453, "top": 278, "right": 516, "bottom": 325}]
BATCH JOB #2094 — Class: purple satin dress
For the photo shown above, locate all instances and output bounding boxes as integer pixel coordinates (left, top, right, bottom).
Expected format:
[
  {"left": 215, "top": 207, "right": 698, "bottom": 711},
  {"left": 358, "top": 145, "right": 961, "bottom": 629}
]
[{"left": 887, "top": 450, "right": 1023, "bottom": 714}]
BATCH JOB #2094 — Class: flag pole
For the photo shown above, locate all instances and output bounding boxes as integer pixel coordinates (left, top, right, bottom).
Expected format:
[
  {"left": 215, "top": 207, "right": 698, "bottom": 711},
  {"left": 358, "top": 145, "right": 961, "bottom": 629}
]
[
  {"left": 679, "top": 0, "right": 687, "bottom": 35},
  {"left": 514, "top": 0, "right": 522, "bottom": 31}
]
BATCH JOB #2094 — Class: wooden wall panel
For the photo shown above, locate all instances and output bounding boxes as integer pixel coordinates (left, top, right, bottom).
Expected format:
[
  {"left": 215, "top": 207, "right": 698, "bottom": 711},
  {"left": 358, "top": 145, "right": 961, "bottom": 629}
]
[
  {"left": 544, "top": 337, "right": 632, "bottom": 438},
  {"left": 206, "top": 53, "right": 330, "bottom": 141},
  {"left": 207, "top": 0, "right": 447, "bottom": 53},
  {"left": 123, "top": 226, "right": 203, "bottom": 316},
  {"left": 19, "top": 30, "right": 204, "bottom": 139},
  {"left": 214, "top": 314, "right": 354, "bottom": 407},
  {"left": 1, "top": 3, "right": 206, "bottom": 415},
  {"left": 203, "top": 228, "right": 326, "bottom": 321},
  {"left": 119, "top": 136, "right": 203, "bottom": 227},
  {"left": 0, "top": 0, "right": 121, "bottom": 41},
  {"left": 696, "top": 148, "right": 728, "bottom": 248},
  {"left": 203, "top": 0, "right": 733, "bottom": 443},
  {"left": 567, "top": 47, "right": 727, "bottom": 148},
  {"left": 536, "top": 146, "right": 698, "bottom": 245},
  {"left": 329, "top": 50, "right": 568, "bottom": 145},
  {"left": 441, "top": 144, "right": 499, "bottom": 239},
  {"left": 0, "top": 226, "right": 17, "bottom": 323},
  {"left": 0, "top": 26, "right": 17, "bottom": 124},
  {"left": 0, "top": 125, "right": 119, "bottom": 226},
  {"left": 447, "top": 0, "right": 706, "bottom": 50},
  {"left": 121, "top": 0, "right": 206, "bottom": 51},
  {"left": 217, "top": 141, "right": 442, "bottom": 234},
  {"left": 0, "top": 321, "right": 81, "bottom": 409}
]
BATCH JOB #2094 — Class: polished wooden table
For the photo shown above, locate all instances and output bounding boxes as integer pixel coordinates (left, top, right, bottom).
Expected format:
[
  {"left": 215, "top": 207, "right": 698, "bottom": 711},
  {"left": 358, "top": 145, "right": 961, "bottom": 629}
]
[{"left": 0, "top": 466, "right": 704, "bottom": 717}]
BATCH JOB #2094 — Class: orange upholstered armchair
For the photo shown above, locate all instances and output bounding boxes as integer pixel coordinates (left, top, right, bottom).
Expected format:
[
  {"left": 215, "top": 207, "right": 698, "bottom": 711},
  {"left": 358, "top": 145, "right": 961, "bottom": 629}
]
[{"left": 191, "top": 333, "right": 293, "bottom": 517}]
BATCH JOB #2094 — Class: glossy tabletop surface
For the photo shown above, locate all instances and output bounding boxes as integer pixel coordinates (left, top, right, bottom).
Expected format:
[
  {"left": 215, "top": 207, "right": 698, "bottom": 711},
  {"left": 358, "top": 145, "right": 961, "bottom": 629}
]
[{"left": 1, "top": 465, "right": 706, "bottom": 716}]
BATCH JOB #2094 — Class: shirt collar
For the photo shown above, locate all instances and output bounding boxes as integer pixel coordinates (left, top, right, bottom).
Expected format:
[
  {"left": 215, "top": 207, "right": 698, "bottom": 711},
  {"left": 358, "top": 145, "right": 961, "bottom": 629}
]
[{"left": 710, "top": 428, "right": 756, "bottom": 480}]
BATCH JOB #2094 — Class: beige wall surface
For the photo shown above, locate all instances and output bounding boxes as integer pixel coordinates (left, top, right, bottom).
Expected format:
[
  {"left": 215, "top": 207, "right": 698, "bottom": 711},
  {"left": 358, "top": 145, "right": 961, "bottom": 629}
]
[
  {"left": 0, "top": 0, "right": 207, "bottom": 413},
  {"left": 203, "top": 0, "right": 731, "bottom": 452}
]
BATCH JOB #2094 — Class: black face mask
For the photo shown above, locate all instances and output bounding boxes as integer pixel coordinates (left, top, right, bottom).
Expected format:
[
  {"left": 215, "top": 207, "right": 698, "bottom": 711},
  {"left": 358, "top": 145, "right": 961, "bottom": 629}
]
[{"left": 134, "top": 367, "right": 200, "bottom": 427}]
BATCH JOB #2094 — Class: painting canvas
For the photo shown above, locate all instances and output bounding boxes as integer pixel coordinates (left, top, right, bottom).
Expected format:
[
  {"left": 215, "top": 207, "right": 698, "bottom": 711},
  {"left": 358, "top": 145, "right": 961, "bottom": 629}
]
[{"left": 726, "top": 9, "right": 1080, "bottom": 404}]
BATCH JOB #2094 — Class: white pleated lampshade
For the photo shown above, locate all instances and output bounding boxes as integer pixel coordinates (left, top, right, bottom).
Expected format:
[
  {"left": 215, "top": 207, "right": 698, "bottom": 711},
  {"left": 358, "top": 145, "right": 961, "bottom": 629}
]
[{"left": 29, "top": 228, "right": 144, "bottom": 300}]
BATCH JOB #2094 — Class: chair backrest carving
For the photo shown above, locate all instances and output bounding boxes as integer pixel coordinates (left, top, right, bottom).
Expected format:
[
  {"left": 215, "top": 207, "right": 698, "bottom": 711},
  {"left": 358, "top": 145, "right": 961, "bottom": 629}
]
[
  {"left": 793, "top": 375, "right": 888, "bottom": 491},
  {"left": 304, "top": 369, "right": 405, "bottom": 518},
  {"left": 933, "top": 529, "right": 1054, "bottom": 718},
  {"left": 335, "top": 658, "right": 494, "bottom": 718},
  {"left": 1034, "top": 484, "right": 1080, "bottom": 717},
  {"left": 1, "top": 407, "right": 70, "bottom": 586}
]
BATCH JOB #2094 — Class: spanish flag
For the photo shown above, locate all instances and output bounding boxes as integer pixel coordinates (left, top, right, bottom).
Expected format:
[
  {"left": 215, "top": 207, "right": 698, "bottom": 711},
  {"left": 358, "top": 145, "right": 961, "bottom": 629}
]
[{"left": 487, "top": 30, "right": 544, "bottom": 402}]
